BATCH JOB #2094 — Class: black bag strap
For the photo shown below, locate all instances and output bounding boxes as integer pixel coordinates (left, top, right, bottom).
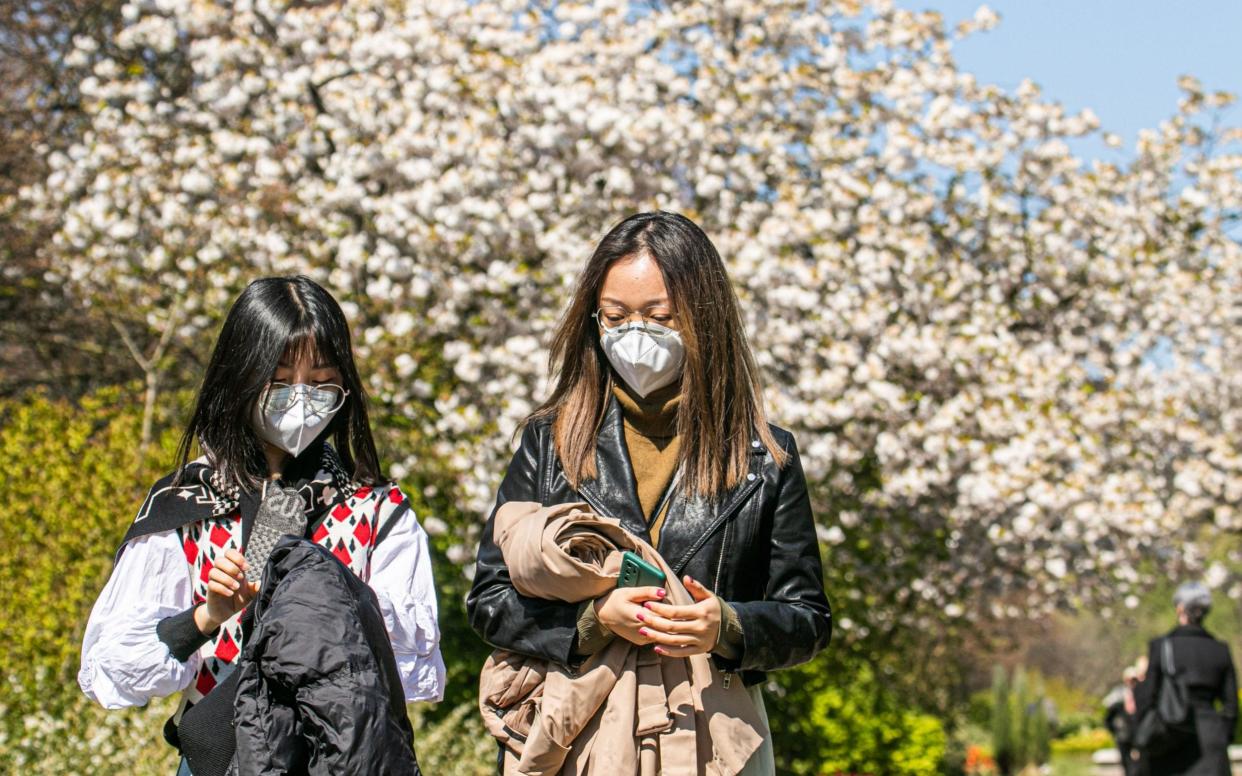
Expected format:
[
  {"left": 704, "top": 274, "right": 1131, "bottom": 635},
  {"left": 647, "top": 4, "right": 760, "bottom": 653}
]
[{"left": 1162, "top": 637, "right": 1178, "bottom": 678}]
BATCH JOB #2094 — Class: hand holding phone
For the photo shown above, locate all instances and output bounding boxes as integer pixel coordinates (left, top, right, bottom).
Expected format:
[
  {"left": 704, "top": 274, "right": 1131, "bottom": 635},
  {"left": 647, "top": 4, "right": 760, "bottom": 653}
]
[
  {"left": 591, "top": 551, "right": 668, "bottom": 647},
  {"left": 616, "top": 550, "right": 667, "bottom": 589}
]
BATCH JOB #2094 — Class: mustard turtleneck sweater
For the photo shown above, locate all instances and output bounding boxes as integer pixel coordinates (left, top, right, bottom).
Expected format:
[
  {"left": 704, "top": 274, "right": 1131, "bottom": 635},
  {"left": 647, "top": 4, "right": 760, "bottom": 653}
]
[{"left": 611, "top": 380, "right": 681, "bottom": 544}]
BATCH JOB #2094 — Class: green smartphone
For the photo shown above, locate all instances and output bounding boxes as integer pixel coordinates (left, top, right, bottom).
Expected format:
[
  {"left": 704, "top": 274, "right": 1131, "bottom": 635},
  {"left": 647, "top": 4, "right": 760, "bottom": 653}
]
[{"left": 616, "top": 550, "right": 667, "bottom": 589}]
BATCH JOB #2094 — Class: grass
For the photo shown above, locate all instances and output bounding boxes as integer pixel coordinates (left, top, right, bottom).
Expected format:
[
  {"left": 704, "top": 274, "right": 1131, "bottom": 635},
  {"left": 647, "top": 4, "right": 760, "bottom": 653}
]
[{"left": 1050, "top": 751, "right": 1098, "bottom": 776}]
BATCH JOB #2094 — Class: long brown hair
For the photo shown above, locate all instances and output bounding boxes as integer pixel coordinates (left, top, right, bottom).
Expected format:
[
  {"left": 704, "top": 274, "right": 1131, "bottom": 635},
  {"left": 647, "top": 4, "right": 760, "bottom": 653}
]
[{"left": 527, "top": 211, "right": 787, "bottom": 499}]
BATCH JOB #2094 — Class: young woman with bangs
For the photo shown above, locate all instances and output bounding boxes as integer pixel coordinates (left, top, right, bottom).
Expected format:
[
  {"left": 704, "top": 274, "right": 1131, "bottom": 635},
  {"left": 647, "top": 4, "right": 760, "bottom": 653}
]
[{"left": 80, "top": 276, "right": 443, "bottom": 774}]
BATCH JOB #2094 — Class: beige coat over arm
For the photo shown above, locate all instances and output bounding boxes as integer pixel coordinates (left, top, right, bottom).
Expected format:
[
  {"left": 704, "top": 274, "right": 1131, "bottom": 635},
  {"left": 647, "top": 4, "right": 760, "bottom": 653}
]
[{"left": 478, "top": 501, "right": 767, "bottom": 776}]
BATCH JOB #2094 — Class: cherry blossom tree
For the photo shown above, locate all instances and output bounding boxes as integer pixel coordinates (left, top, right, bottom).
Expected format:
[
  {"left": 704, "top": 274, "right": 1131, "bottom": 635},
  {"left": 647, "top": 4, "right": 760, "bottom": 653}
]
[{"left": 18, "top": 0, "right": 1242, "bottom": 652}]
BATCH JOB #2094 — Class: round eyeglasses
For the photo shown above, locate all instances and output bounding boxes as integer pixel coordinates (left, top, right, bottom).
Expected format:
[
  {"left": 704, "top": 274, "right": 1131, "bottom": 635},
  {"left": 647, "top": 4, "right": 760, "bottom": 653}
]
[
  {"left": 592, "top": 306, "right": 679, "bottom": 336},
  {"left": 261, "top": 382, "right": 349, "bottom": 417}
]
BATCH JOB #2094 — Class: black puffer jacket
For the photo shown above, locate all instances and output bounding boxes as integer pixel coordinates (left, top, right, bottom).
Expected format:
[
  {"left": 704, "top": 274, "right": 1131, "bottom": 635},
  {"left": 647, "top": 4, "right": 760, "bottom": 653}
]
[
  {"left": 467, "top": 398, "right": 832, "bottom": 686},
  {"left": 233, "top": 537, "right": 421, "bottom": 776}
]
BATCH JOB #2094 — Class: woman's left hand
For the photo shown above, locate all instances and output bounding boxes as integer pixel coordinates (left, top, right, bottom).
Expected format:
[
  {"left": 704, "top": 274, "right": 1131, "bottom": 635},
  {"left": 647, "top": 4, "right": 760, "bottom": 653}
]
[{"left": 636, "top": 576, "right": 722, "bottom": 657}]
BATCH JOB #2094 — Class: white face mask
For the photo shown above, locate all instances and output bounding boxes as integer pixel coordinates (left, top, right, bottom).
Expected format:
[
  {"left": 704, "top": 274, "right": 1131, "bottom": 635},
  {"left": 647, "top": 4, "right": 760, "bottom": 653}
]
[
  {"left": 600, "top": 321, "right": 686, "bottom": 398},
  {"left": 251, "top": 384, "right": 344, "bottom": 457}
]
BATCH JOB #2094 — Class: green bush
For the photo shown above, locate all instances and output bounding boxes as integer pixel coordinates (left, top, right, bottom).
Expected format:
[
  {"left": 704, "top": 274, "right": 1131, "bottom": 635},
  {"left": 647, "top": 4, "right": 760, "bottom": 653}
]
[
  {"left": 988, "top": 666, "right": 1053, "bottom": 774},
  {"left": 0, "top": 385, "right": 182, "bottom": 767},
  {"left": 408, "top": 700, "right": 495, "bottom": 774},
  {"left": 1050, "top": 727, "right": 1112, "bottom": 755},
  {"left": 2, "top": 674, "right": 179, "bottom": 773},
  {"left": 769, "top": 656, "right": 948, "bottom": 775}
]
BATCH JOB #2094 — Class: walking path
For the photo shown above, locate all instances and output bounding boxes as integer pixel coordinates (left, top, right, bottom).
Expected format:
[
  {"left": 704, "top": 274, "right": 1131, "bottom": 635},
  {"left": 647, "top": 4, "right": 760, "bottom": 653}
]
[{"left": 1089, "top": 746, "right": 1242, "bottom": 774}]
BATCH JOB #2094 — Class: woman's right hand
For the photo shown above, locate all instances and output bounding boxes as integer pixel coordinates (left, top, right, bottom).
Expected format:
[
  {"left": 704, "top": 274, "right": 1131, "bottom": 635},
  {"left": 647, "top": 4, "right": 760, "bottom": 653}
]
[
  {"left": 593, "top": 586, "right": 666, "bottom": 645},
  {"left": 195, "top": 548, "right": 259, "bottom": 634}
]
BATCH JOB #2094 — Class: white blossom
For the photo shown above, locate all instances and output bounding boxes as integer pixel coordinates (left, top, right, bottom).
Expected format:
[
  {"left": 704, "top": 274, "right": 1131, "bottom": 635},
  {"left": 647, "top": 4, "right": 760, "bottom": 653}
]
[{"left": 16, "top": 0, "right": 1242, "bottom": 638}]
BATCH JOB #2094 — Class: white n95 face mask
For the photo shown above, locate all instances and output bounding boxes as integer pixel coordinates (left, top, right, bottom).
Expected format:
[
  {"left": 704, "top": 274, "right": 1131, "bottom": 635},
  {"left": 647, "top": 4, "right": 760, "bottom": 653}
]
[
  {"left": 600, "top": 321, "right": 686, "bottom": 398},
  {"left": 251, "top": 384, "right": 344, "bottom": 457}
]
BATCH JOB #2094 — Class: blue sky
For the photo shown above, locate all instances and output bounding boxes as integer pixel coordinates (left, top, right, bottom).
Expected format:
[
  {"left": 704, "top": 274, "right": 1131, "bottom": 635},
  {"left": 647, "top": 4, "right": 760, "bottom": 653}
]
[{"left": 917, "top": 1, "right": 1242, "bottom": 157}]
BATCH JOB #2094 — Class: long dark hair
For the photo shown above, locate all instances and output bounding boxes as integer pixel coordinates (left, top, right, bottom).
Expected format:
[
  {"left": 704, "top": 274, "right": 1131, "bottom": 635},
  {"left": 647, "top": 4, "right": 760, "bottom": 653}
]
[
  {"left": 174, "top": 276, "right": 382, "bottom": 491},
  {"left": 528, "top": 211, "right": 787, "bottom": 498}
]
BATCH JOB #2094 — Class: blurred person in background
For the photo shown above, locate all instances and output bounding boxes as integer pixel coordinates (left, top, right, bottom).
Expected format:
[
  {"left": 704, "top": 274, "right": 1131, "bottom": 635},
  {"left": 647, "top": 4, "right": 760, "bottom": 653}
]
[
  {"left": 1135, "top": 582, "right": 1237, "bottom": 776},
  {"left": 1105, "top": 661, "right": 1145, "bottom": 776}
]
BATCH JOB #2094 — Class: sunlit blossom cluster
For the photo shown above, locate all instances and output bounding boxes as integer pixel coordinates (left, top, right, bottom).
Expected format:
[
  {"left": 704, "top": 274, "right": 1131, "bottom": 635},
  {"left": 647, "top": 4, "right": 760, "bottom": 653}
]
[{"left": 19, "top": 0, "right": 1242, "bottom": 635}]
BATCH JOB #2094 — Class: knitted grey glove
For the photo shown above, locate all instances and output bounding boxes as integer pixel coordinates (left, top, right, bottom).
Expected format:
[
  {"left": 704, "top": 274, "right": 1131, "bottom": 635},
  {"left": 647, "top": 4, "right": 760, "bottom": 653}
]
[{"left": 244, "top": 484, "right": 307, "bottom": 582}]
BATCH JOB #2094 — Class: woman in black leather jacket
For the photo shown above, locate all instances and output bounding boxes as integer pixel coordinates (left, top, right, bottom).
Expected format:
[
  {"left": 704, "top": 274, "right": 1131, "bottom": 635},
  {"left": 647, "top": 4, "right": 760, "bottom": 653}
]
[{"left": 467, "top": 211, "right": 831, "bottom": 771}]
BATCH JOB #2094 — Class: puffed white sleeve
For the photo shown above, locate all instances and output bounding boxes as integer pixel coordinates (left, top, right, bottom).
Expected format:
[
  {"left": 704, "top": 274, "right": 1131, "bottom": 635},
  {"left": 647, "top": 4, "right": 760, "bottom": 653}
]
[
  {"left": 367, "top": 487, "right": 446, "bottom": 703},
  {"left": 78, "top": 530, "right": 200, "bottom": 709}
]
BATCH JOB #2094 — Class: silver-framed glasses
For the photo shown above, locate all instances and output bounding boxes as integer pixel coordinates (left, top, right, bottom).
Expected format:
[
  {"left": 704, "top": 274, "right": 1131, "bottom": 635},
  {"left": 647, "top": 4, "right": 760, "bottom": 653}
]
[
  {"left": 261, "top": 382, "right": 349, "bottom": 417},
  {"left": 592, "top": 306, "right": 679, "bottom": 337}
]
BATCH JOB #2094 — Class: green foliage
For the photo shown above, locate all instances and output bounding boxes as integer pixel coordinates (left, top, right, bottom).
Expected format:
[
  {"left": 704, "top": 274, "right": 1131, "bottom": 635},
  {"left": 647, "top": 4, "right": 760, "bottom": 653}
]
[
  {"left": 2, "top": 679, "right": 179, "bottom": 774},
  {"left": 408, "top": 700, "right": 494, "bottom": 774},
  {"left": 1048, "top": 753, "right": 1095, "bottom": 776},
  {"left": 988, "top": 667, "right": 1053, "bottom": 775},
  {"left": 990, "top": 669, "right": 1011, "bottom": 762},
  {"left": 1050, "top": 728, "right": 1112, "bottom": 755},
  {"left": 769, "top": 655, "right": 948, "bottom": 775},
  {"left": 812, "top": 454, "right": 971, "bottom": 717},
  {"left": 0, "top": 384, "right": 181, "bottom": 760}
]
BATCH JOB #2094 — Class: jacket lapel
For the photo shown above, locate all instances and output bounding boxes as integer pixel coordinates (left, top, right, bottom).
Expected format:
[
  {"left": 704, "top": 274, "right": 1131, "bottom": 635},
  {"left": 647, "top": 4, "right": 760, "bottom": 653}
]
[
  {"left": 576, "top": 400, "right": 769, "bottom": 568},
  {"left": 578, "top": 397, "right": 651, "bottom": 541},
  {"left": 664, "top": 440, "right": 768, "bottom": 574}
]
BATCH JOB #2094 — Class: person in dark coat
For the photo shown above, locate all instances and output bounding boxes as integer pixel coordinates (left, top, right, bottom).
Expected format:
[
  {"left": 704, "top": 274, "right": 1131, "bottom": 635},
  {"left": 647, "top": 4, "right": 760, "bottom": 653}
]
[
  {"left": 1134, "top": 582, "right": 1238, "bottom": 776},
  {"left": 1105, "top": 664, "right": 1143, "bottom": 776}
]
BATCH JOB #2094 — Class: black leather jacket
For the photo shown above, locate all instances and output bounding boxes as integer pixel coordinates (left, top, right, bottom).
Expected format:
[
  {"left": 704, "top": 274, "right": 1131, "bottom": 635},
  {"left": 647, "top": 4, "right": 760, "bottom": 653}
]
[{"left": 467, "top": 397, "right": 832, "bottom": 685}]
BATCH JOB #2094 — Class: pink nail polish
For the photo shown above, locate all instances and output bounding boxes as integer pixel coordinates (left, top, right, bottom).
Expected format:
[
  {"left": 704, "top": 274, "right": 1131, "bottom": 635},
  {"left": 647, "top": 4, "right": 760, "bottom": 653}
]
[
  {"left": 654, "top": 647, "right": 666, "bottom": 655},
  {"left": 638, "top": 627, "right": 648, "bottom": 637},
  {"left": 636, "top": 612, "right": 645, "bottom": 621},
  {"left": 657, "top": 589, "right": 666, "bottom": 598}
]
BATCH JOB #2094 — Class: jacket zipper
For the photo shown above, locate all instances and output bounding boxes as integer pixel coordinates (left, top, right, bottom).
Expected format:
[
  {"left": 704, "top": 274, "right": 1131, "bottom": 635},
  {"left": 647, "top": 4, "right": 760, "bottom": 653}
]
[
  {"left": 580, "top": 469, "right": 761, "bottom": 578},
  {"left": 716, "top": 511, "right": 739, "bottom": 691},
  {"left": 714, "top": 519, "right": 731, "bottom": 593}
]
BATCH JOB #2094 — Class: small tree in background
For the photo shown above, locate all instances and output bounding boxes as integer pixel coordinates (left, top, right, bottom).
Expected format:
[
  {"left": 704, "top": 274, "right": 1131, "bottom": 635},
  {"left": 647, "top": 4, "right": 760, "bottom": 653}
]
[{"left": 990, "top": 666, "right": 1053, "bottom": 775}]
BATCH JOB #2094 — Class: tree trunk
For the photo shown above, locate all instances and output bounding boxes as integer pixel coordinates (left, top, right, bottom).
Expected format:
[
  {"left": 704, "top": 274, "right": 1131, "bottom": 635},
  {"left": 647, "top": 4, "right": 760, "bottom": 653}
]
[{"left": 140, "top": 365, "right": 159, "bottom": 453}]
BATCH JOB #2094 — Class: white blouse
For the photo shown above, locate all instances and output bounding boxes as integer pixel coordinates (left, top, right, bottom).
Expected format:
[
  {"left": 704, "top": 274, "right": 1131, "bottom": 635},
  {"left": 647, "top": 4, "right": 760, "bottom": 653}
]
[{"left": 78, "top": 507, "right": 446, "bottom": 709}]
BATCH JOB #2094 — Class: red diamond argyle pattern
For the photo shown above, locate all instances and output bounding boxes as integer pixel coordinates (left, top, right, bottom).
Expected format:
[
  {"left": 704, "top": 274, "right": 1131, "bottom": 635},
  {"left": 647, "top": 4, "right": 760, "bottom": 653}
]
[
  {"left": 214, "top": 627, "right": 240, "bottom": 662},
  {"left": 174, "top": 486, "right": 395, "bottom": 711},
  {"left": 195, "top": 667, "right": 216, "bottom": 697}
]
